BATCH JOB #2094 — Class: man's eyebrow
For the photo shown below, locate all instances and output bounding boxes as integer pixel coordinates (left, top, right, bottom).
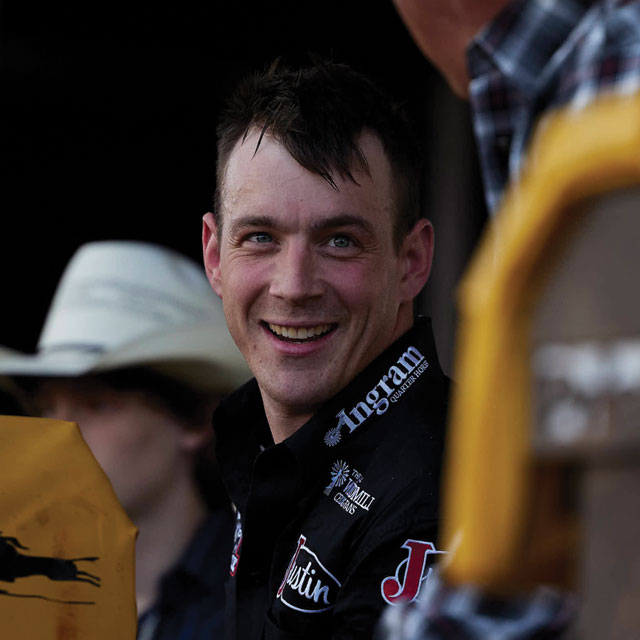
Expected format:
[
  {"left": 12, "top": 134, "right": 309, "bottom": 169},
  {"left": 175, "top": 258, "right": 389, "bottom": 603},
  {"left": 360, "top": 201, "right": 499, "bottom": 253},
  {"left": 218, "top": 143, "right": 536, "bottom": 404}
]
[
  {"left": 310, "top": 214, "right": 375, "bottom": 234},
  {"left": 228, "top": 213, "right": 376, "bottom": 236},
  {"left": 228, "top": 215, "right": 278, "bottom": 235}
]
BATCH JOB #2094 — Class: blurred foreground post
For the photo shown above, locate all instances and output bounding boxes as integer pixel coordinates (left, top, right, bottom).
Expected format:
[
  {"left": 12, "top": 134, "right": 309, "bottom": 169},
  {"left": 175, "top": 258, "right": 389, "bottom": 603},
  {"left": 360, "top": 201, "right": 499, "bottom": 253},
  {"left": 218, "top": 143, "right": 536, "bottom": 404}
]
[{"left": 441, "top": 94, "right": 640, "bottom": 639}]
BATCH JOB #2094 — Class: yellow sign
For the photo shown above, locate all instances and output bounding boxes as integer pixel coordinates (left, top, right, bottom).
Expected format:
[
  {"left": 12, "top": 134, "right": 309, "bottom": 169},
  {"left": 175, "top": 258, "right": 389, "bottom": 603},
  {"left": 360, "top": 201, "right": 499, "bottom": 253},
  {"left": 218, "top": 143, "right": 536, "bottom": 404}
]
[{"left": 0, "top": 415, "right": 137, "bottom": 639}]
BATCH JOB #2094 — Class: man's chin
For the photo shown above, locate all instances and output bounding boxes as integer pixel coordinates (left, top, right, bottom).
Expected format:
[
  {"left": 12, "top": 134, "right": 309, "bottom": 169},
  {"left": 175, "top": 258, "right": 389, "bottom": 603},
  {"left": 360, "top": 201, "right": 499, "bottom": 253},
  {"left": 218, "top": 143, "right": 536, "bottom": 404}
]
[{"left": 257, "top": 377, "right": 335, "bottom": 417}]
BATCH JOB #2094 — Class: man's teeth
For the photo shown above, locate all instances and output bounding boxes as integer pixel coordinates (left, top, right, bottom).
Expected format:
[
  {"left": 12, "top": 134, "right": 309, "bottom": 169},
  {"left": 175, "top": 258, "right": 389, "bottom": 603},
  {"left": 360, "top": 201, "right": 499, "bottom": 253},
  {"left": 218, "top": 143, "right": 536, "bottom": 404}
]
[{"left": 268, "top": 323, "right": 332, "bottom": 340}]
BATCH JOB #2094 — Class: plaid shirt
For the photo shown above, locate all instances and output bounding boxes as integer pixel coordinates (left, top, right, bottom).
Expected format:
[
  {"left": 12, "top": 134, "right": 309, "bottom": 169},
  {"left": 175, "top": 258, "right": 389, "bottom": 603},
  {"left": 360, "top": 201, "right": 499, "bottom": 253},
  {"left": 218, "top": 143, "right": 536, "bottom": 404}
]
[
  {"left": 468, "top": 0, "right": 640, "bottom": 214},
  {"left": 376, "top": 573, "right": 577, "bottom": 640}
]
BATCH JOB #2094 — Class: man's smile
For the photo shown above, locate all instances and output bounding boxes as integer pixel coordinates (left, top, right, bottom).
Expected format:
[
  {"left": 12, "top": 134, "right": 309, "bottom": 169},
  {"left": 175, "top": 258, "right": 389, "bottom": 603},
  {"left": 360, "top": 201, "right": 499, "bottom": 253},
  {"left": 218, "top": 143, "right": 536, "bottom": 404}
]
[{"left": 265, "top": 322, "right": 336, "bottom": 343}]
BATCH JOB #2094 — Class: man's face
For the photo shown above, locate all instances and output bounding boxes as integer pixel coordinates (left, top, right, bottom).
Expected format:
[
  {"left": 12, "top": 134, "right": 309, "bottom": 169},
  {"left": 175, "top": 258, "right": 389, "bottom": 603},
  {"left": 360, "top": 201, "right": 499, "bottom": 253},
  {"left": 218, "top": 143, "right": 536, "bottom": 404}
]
[
  {"left": 34, "top": 379, "right": 201, "bottom": 520},
  {"left": 204, "top": 130, "right": 432, "bottom": 432}
]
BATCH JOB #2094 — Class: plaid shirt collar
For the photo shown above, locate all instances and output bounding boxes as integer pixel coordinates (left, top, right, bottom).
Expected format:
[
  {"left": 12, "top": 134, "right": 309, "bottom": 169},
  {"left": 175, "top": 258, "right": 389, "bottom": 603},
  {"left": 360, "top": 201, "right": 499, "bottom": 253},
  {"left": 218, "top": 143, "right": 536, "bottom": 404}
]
[
  {"left": 466, "top": 0, "right": 601, "bottom": 213},
  {"left": 468, "top": 0, "right": 592, "bottom": 100}
]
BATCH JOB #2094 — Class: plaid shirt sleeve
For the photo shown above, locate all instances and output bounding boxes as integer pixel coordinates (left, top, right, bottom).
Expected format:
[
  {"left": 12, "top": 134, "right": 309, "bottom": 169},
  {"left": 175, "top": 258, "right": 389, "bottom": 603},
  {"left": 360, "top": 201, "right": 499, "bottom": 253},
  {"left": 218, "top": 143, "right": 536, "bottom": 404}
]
[
  {"left": 376, "top": 571, "right": 577, "bottom": 640},
  {"left": 467, "top": 0, "right": 640, "bottom": 214}
]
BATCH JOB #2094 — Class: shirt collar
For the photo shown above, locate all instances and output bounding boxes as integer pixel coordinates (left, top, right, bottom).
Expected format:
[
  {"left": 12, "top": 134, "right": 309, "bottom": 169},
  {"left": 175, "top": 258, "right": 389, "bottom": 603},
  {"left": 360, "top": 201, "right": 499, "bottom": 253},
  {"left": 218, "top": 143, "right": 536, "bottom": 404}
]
[
  {"left": 467, "top": 0, "right": 593, "bottom": 97},
  {"left": 283, "top": 317, "right": 440, "bottom": 467},
  {"left": 214, "top": 379, "right": 272, "bottom": 514}
]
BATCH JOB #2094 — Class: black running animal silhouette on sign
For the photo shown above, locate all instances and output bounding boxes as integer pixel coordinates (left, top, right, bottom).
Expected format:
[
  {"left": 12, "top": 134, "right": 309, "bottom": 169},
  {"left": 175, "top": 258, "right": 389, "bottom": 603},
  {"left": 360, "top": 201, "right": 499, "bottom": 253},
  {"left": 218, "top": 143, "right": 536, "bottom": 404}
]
[{"left": 0, "top": 531, "right": 100, "bottom": 605}]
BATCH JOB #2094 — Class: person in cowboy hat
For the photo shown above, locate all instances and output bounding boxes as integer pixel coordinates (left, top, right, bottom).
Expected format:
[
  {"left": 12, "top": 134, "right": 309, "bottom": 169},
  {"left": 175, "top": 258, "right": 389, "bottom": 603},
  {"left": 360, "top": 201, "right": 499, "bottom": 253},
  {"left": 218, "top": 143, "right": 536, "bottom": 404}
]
[{"left": 0, "top": 240, "right": 251, "bottom": 640}]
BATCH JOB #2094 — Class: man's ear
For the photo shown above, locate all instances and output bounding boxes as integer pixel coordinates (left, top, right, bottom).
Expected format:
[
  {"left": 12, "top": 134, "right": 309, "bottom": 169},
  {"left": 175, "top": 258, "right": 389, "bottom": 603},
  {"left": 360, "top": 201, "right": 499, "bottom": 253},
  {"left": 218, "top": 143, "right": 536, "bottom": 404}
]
[
  {"left": 202, "top": 212, "right": 223, "bottom": 298},
  {"left": 399, "top": 218, "right": 434, "bottom": 302}
]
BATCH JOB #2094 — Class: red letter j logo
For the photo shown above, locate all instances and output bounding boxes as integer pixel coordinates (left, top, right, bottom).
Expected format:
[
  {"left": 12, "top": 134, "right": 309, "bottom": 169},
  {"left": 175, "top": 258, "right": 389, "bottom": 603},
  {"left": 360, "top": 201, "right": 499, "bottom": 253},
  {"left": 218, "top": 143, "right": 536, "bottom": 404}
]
[{"left": 381, "top": 539, "right": 441, "bottom": 605}]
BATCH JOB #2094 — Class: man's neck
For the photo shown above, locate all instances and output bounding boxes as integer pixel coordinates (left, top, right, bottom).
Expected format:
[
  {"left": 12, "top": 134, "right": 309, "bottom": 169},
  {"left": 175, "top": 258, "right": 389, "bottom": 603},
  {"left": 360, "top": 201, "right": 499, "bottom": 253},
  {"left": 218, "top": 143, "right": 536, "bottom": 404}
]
[
  {"left": 131, "top": 469, "right": 208, "bottom": 616},
  {"left": 262, "top": 401, "right": 315, "bottom": 444}
]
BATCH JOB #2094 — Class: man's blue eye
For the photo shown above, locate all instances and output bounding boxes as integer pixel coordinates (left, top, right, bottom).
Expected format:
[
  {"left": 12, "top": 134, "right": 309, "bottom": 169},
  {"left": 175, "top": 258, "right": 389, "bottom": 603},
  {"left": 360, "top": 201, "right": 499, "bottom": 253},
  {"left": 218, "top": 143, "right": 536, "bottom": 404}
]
[
  {"left": 329, "top": 235, "right": 352, "bottom": 248},
  {"left": 248, "top": 232, "right": 272, "bottom": 243}
]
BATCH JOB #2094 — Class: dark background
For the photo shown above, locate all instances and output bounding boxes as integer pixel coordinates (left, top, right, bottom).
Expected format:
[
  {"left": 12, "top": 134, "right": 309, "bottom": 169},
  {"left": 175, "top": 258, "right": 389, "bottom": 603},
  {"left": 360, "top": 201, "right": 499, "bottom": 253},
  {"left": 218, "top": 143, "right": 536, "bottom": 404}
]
[{"left": 0, "top": 0, "right": 487, "bottom": 374}]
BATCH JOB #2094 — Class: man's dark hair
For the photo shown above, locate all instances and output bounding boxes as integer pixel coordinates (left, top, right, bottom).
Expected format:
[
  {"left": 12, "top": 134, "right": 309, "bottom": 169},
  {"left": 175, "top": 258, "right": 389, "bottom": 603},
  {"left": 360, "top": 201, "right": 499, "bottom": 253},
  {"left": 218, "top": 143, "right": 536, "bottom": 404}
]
[{"left": 215, "top": 59, "right": 423, "bottom": 249}]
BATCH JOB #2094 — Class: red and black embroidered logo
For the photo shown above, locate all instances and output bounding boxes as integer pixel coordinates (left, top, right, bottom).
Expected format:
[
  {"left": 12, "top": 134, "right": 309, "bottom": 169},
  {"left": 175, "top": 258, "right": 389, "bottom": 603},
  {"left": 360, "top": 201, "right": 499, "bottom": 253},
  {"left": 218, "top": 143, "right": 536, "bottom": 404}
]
[
  {"left": 229, "top": 512, "right": 243, "bottom": 577},
  {"left": 381, "top": 538, "right": 445, "bottom": 605}
]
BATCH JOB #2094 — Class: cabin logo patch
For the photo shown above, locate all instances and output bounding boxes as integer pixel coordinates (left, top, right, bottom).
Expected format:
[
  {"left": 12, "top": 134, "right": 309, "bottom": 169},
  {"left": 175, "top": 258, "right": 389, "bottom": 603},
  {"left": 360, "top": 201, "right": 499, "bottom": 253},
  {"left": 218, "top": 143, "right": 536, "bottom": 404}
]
[{"left": 277, "top": 535, "right": 341, "bottom": 613}]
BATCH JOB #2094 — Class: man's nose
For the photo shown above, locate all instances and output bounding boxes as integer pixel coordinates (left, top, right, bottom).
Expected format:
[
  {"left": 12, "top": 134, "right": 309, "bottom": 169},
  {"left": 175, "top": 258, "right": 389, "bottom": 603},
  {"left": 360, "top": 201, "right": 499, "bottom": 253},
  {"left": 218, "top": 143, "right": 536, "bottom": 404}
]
[{"left": 269, "top": 242, "right": 324, "bottom": 302}]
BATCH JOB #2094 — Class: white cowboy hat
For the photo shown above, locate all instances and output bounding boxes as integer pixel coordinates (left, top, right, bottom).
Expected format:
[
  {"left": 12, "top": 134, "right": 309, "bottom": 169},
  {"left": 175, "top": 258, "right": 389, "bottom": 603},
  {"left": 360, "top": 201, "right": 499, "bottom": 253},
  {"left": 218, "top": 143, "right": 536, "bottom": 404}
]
[{"left": 0, "top": 241, "right": 251, "bottom": 393}]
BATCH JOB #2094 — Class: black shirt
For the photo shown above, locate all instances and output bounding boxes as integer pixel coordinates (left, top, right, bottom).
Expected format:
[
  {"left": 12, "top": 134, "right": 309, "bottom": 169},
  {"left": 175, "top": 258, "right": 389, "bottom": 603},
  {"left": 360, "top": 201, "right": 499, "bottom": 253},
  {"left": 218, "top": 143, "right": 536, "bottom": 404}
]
[
  {"left": 137, "top": 508, "right": 235, "bottom": 640},
  {"left": 214, "top": 318, "right": 450, "bottom": 640}
]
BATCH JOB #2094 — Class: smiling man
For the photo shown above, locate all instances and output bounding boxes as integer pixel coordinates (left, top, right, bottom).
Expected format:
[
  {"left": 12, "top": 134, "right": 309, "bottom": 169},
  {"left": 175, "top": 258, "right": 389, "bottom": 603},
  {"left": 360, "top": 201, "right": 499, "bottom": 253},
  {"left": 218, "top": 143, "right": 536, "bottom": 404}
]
[{"left": 202, "top": 61, "right": 451, "bottom": 640}]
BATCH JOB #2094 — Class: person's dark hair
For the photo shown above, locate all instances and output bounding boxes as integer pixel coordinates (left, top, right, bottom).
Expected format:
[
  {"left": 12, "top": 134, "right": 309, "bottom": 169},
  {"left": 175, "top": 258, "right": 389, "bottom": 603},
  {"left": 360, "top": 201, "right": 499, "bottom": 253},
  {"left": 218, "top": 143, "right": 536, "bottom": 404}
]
[
  {"left": 215, "top": 58, "right": 423, "bottom": 249},
  {"left": 91, "top": 367, "right": 216, "bottom": 427},
  {"left": 17, "top": 367, "right": 231, "bottom": 511},
  {"left": 0, "top": 385, "right": 28, "bottom": 416}
]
